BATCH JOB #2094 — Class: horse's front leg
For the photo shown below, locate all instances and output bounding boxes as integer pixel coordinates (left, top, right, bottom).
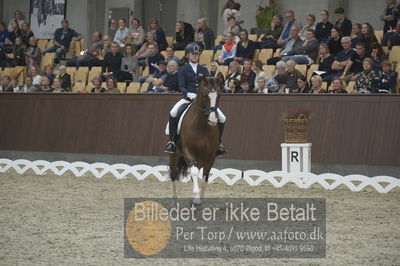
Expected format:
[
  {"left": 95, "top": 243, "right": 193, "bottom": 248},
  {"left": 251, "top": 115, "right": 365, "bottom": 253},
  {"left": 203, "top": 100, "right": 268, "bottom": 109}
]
[
  {"left": 201, "top": 168, "right": 210, "bottom": 198},
  {"left": 190, "top": 164, "right": 201, "bottom": 205}
]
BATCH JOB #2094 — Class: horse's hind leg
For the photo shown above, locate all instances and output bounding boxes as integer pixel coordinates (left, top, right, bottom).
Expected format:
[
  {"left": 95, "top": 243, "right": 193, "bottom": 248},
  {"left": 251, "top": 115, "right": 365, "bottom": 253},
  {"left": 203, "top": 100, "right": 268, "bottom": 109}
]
[
  {"left": 169, "top": 154, "right": 179, "bottom": 199},
  {"left": 201, "top": 168, "right": 211, "bottom": 198}
]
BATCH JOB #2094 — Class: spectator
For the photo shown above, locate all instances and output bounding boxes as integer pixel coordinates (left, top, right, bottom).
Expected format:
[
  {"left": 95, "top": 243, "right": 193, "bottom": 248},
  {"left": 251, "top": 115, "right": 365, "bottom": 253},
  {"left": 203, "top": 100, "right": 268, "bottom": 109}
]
[
  {"left": 238, "top": 59, "right": 256, "bottom": 93},
  {"left": 360, "top": 23, "right": 378, "bottom": 54},
  {"left": 381, "top": 0, "right": 398, "bottom": 33},
  {"left": 295, "top": 75, "right": 310, "bottom": 93},
  {"left": 342, "top": 42, "right": 369, "bottom": 82},
  {"left": 99, "top": 35, "right": 112, "bottom": 61},
  {"left": 209, "top": 62, "right": 225, "bottom": 87},
  {"left": 0, "top": 22, "right": 11, "bottom": 52},
  {"left": 44, "top": 65, "right": 55, "bottom": 85},
  {"left": 315, "top": 10, "right": 334, "bottom": 43},
  {"left": 90, "top": 77, "right": 106, "bottom": 93},
  {"left": 25, "top": 37, "right": 41, "bottom": 69},
  {"left": 124, "top": 34, "right": 137, "bottom": 52},
  {"left": 232, "top": 3, "right": 243, "bottom": 25},
  {"left": 7, "top": 10, "right": 25, "bottom": 31},
  {"left": 174, "top": 21, "right": 194, "bottom": 51},
  {"left": 139, "top": 59, "right": 168, "bottom": 86},
  {"left": 328, "top": 27, "right": 343, "bottom": 57},
  {"left": 66, "top": 31, "right": 103, "bottom": 67},
  {"left": 373, "top": 60, "right": 397, "bottom": 93},
  {"left": 105, "top": 76, "right": 121, "bottom": 93},
  {"left": 21, "top": 76, "right": 37, "bottom": 92},
  {"left": 252, "top": 60, "right": 268, "bottom": 92},
  {"left": 0, "top": 75, "right": 14, "bottom": 92},
  {"left": 324, "top": 36, "right": 355, "bottom": 83},
  {"left": 224, "top": 60, "right": 241, "bottom": 92},
  {"left": 370, "top": 42, "right": 388, "bottom": 72},
  {"left": 221, "top": 0, "right": 235, "bottom": 29},
  {"left": 12, "top": 36, "right": 26, "bottom": 66},
  {"left": 135, "top": 32, "right": 157, "bottom": 66},
  {"left": 267, "top": 26, "right": 303, "bottom": 65},
  {"left": 351, "top": 23, "right": 363, "bottom": 48},
  {"left": 149, "top": 18, "right": 168, "bottom": 51},
  {"left": 223, "top": 16, "right": 241, "bottom": 42},
  {"left": 266, "top": 61, "right": 287, "bottom": 92},
  {"left": 8, "top": 19, "right": 21, "bottom": 46},
  {"left": 281, "top": 29, "right": 318, "bottom": 65},
  {"left": 116, "top": 44, "right": 138, "bottom": 82},
  {"left": 329, "top": 77, "right": 348, "bottom": 93},
  {"left": 20, "top": 23, "right": 34, "bottom": 46},
  {"left": 152, "top": 60, "right": 179, "bottom": 93},
  {"left": 43, "top": 19, "right": 82, "bottom": 63},
  {"left": 317, "top": 43, "right": 335, "bottom": 78},
  {"left": 274, "top": 74, "right": 289, "bottom": 94},
  {"left": 217, "top": 32, "right": 237, "bottom": 65},
  {"left": 51, "top": 78, "right": 64, "bottom": 93},
  {"left": 164, "top": 46, "right": 180, "bottom": 63},
  {"left": 234, "top": 29, "right": 256, "bottom": 64},
  {"left": 28, "top": 66, "right": 41, "bottom": 88},
  {"left": 259, "top": 15, "right": 284, "bottom": 49},
  {"left": 334, "top": 7, "right": 352, "bottom": 37},
  {"left": 38, "top": 77, "right": 52, "bottom": 92},
  {"left": 101, "top": 41, "right": 123, "bottom": 81},
  {"left": 55, "top": 66, "right": 71, "bottom": 91},
  {"left": 226, "top": 78, "right": 240, "bottom": 93},
  {"left": 383, "top": 20, "right": 400, "bottom": 47},
  {"left": 113, "top": 18, "right": 130, "bottom": 47},
  {"left": 277, "top": 10, "right": 302, "bottom": 47},
  {"left": 146, "top": 43, "right": 165, "bottom": 75},
  {"left": 285, "top": 60, "right": 303, "bottom": 91},
  {"left": 257, "top": 76, "right": 269, "bottom": 93},
  {"left": 299, "top": 14, "right": 316, "bottom": 40},
  {"left": 130, "top": 18, "right": 145, "bottom": 49},
  {"left": 194, "top": 18, "right": 215, "bottom": 50},
  {"left": 310, "top": 75, "right": 326, "bottom": 93},
  {"left": 353, "top": 58, "right": 377, "bottom": 93}
]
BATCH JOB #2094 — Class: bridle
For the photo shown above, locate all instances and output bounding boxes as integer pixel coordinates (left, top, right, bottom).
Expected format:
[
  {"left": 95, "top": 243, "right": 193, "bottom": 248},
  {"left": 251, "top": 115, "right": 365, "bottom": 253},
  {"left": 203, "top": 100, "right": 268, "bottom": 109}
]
[{"left": 196, "top": 87, "right": 219, "bottom": 116}]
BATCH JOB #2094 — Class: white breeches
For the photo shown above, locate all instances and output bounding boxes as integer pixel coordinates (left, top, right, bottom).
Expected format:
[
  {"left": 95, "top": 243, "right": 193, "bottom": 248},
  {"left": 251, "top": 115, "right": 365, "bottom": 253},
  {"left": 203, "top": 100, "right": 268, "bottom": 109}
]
[{"left": 170, "top": 99, "right": 226, "bottom": 123}]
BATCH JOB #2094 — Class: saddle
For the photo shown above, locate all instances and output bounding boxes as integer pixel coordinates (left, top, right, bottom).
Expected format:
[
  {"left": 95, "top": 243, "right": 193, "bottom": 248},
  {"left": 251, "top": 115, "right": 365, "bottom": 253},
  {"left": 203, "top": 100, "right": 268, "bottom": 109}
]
[{"left": 165, "top": 102, "right": 192, "bottom": 136}]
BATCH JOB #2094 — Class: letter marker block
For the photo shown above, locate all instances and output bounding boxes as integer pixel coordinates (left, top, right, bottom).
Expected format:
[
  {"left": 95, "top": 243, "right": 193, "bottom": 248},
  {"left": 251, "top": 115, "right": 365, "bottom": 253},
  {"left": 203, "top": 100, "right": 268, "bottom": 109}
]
[{"left": 281, "top": 143, "right": 312, "bottom": 173}]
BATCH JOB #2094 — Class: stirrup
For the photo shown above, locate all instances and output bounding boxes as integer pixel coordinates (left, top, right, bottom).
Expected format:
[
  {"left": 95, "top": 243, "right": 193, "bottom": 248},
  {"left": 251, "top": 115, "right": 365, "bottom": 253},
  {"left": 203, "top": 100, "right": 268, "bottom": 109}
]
[
  {"left": 165, "top": 141, "right": 176, "bottom": 154},
  {"left": 216, "top": 144, "right": 227, "bottom": 156}
]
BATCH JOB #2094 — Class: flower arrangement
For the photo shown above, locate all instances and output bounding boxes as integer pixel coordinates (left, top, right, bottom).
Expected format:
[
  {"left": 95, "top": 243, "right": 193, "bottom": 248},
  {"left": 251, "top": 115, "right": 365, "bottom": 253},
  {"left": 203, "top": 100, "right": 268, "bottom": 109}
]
[
  {"left": 283, "top": 108, "right": 311, "bottom": 143},
  {"left": 283, "top": 108, "right": 311, "bottom": 120},
  {"left": 256, "top": 0, "right": 277, "bottom": 29}
]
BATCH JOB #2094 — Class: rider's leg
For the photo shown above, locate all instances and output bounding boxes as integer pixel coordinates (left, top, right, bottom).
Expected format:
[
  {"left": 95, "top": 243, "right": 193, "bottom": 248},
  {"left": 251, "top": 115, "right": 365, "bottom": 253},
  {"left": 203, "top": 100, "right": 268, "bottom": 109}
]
[
  {"left": 216, "top": 109, "right": 227, "bottom": 156},
  {"left": 165, "top": 99, "right": 190, "bottom": 153}
]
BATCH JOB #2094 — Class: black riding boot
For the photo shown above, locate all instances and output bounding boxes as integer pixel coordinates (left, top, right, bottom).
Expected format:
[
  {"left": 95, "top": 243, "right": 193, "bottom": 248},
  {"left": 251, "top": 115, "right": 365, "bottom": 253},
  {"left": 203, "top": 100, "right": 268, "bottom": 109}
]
[
  {"left": 216, "top": 122, "right": 227, "bottom": 156},
  {"left": 165, "top": 115, "right": 178, "bottom": 153}
]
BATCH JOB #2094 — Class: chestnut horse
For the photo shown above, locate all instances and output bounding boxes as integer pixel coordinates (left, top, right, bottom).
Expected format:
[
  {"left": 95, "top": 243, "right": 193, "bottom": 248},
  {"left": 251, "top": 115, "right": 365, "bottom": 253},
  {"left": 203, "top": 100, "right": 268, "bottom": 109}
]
[{"left": 169, "top": 76, "right": 222, "bottom": 205}]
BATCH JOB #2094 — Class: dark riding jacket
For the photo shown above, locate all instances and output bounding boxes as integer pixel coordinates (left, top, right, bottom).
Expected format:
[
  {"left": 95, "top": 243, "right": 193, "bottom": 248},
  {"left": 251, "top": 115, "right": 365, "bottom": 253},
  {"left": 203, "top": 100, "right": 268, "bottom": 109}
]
[{"left": 178, "top": 63, "right": 209, "bottom": 100}]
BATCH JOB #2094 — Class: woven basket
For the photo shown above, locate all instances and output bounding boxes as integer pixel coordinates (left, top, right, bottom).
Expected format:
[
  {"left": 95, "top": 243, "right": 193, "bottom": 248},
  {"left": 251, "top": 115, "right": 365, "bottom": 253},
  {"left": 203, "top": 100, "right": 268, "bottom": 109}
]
[{"left": 284, "top": 116, "right": 308, "bottom": 143}]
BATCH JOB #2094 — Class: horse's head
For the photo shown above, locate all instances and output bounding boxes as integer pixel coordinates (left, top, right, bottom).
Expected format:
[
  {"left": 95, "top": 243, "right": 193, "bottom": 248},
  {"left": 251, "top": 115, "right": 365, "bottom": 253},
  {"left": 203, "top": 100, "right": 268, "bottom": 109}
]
[{"left": 196, "top": 76, "right": 223, "bottom": 126}]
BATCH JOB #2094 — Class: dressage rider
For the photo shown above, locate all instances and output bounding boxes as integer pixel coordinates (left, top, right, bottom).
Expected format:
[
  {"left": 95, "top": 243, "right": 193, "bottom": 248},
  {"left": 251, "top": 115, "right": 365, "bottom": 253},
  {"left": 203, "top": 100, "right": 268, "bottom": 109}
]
[{"left": 165, "top": 42, "right": 227, "bottom": 156}]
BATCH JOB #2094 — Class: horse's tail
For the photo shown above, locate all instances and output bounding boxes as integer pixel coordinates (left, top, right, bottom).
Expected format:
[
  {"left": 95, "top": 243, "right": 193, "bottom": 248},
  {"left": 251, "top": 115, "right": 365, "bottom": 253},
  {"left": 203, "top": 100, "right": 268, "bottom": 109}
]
[{"left": 177, "top": 156, "right": 188, "bottom": 179}]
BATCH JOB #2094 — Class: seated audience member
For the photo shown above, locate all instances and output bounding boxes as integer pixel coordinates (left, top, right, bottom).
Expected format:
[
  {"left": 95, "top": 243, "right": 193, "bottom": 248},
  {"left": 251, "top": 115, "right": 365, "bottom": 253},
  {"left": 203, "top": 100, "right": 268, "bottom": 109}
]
[
  {"left": 285, "top": 60, "right": 303, "bottom": 92},
  {"left": 267, "top": 26, "right": 303, "bottom": 65},
  {"left": 277, "top": 10, "right": 302, "bottom": 47},
  {"left": 238, "top": 59, "right": 256, "bottom": 93},
  {"left": 21, "top": 76, "right": 37, "bottom": 92},
  {"left": 0, "top": 22, "right": 12, "bottom": 53},
  {"left": 223, "top": 16, "right": 241, "bottom": 42},
  {"left": 194, "top": 18, "right": 215, "bottom": 50},
  {"left": 7, "top": 10, "right": 25, "bottom": 31},
  {"left": 12, "top": 36, "right": 26, "bottom": 66},
  {"left": 234, "top": 29, "right": 255, "bottom": 64},
  {"left": 315, "top": 10, "right": 334, "bottom": 42},
  {"left": 310, "top": 75, "right": 326, "bottom": 94},
  {"left": 51, "top": 78, "right": 65, "bottom": 93},
  {"left": 8, "top": 19, "right": 21, "bottom": 46},
  {"left": 43, "top": 19, "right": 82, "bottom": 63},
  {"left": 25, "top": 36, "right": 41, "bottom": 68},
  {"left": 146, "top": 43, "right": 165, "bottom": 75},
  {"left": 372, "top": 60, "right": 397, "bottom": 93},
  {"left": 323, "top": 36, "right": 355, "bottom": 83},
  {"left": 224, "top": 60, "right": 241, "bottom": 92},
  {"left": 29, "top": 66, "right": 41, "bottom": 88},
  {"left": 252, "top": 60, "right": 268, "bottom": 92},
  {"left": 123, "top": 34, "right": 137, "bottom": 52},
  {"left": 334, "top": 7, "right": 352, "bottom": 37},
  {"left": 329, "top": 77, "right": 348, "bottom": 93},
  {"left": 259, "top": 15, "right": 284, "bottom": 49},
  {"left": 66, "top": 31, "right": 103, "bottom": 67},
  {"left": 44, "top": 65, "right": 55, "bottom": 86},
  {"left": 0, "top": 75, "right": 14, "bottom": 92},
  {"left": 294, "top": 75, "right": 310, "bottom": 93},
  {"left": 226, "top": 78, "right": 240, "bottom": 93},
  {"left": 38, "top": 77, "right": 52, "bottom": 92},
  {"left": 113, "top": 18, "right": 130, "bottom": 47},
  {"left": 316, "top": 43, "right": 335, "bottom": 78},
  {"left": 101, "top": 42, "right": 123, "bottom": 81},
  {"left": 164, "top": 46, "right": 180, "bottom": 63},
  {"left": 257, "top": 76, "right": 270, "bottom": 93},
  {"left": 105, "top": 76, "right": 121, "bottom": 93},
  {"left": 381, "top": 0, "right": 398, "bottom": 33},
  {"left": 130, "top": 18, "right": 145, "bottom": 49},
  {"left": 55, "top": 66, "right": 71, "bottom": 91},
  {"left": 382, "top": 20, "right": 400, "bottom": 47},
  {"left": 90, "top": 77, "right": 106, "bottom": 93},
  {"left": 209, "top": 62, "right": 225, "bottom": 85},
  {"left": 360, "top": 23, "right": 379, "bottom": 54},
  {"left": 148, "top": 18, "right": 168, "bottom": 51},
  {"left": 353, "top": 58, "right": 377, "bottom": 94},
  {"left": 217, "top": 32, "right": 237, "bottom": 65},
  {"left": 281, "top": 29, "right": 318, "bottom": 65},
  {"left": 328, "top": 27, "right": 343, "bottom": 57},
  {"left": 146, "top": 60, "right": 168, "bottom": 92},
  {"left": 351, "top": 23, "right": 363, "bottom": 48},
  {"left": 299, "top": 14, "right": 316, "bottom": 39},
  {"left": 174, "top": 21, "right": 194, "bottom": 51},
  {"left": 342, "top": 42, "right": 369, "bottom": 82},
  {"left": 370, "top": 42, "right": 388, "bottom": 72},
  {"left": 266, "top": 61, "right": 287, "bottom": 92},
  {"left": 20, "top": 23, "right": 34, "bottom": 46},
  {"left": 116, "top": 44, "right": 138, "bottom": 82},
  {"left": 274, "top": 74, "right": 289, "bottom": 94},
  {"left": 135, "top": 32, "right": 157, "bottom": 66},
  {"left": 99, "top": 35, "right": 112, "bottom": 61},
  {"left": 151, "top": 60, "right": 179, "bottom": 93}
]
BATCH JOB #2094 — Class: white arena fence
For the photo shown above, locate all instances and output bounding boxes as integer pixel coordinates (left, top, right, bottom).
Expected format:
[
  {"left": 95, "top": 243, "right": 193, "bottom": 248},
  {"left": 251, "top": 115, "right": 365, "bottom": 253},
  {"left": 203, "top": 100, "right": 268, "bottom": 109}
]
[{"left": 0, "top": 159, "right": 399, "bottom": 193}]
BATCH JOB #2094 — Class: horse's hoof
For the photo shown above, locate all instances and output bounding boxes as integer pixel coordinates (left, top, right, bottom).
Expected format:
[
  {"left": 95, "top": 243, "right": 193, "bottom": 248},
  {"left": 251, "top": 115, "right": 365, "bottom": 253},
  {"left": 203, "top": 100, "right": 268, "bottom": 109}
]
[{"left": 191, "top": 199, "right": 202, "bottom": 210}]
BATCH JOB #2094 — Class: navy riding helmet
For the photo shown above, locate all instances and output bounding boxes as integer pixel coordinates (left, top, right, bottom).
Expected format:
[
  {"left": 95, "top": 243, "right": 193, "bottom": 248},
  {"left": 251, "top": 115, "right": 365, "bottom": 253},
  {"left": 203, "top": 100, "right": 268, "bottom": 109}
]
[{"left": 185, "top": 43, "right": 202, "bottom": 54}]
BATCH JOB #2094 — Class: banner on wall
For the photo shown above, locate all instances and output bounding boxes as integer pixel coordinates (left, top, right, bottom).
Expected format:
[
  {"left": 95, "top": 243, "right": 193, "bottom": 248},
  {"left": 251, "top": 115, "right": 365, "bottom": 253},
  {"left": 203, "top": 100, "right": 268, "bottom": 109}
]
[{"left": 29, "top": 0, "right": 66, "bottom": 39}]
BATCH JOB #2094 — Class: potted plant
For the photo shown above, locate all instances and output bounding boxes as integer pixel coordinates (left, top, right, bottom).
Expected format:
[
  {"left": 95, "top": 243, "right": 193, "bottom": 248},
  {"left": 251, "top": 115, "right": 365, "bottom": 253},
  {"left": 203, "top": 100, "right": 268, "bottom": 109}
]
[{"left": 283, "top": 108, "right": 311, "bottom": 143}]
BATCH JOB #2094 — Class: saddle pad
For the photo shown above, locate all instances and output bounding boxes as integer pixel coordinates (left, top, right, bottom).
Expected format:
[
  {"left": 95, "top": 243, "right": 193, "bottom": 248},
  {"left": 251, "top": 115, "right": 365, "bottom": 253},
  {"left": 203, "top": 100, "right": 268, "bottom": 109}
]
[{"left": 165, "top": 102, "right": 193, "bottom": 135}]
